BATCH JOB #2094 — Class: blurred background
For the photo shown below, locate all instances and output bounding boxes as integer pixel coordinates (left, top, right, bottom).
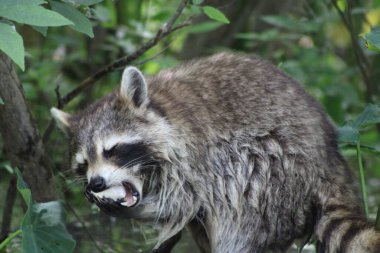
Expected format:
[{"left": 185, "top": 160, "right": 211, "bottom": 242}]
[{"left": 1, "top": 0, "right": 380, "bottom": 252}]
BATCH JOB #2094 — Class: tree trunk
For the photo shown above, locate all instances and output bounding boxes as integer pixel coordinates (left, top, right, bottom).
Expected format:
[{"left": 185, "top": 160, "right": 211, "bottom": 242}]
[{"left": 0, "top": 52, "right": 56, "bottom": 202}]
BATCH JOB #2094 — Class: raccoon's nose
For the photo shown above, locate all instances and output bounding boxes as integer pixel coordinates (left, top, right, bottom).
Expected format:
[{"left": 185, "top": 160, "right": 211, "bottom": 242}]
[{"left": 88, "top": 176, "right": 107, "bottom": 193}]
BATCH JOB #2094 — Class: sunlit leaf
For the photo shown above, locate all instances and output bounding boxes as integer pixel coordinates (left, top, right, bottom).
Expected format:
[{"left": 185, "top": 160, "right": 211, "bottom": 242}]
[
  {"left": 50, "top": 1, "right": 93, "bottom": 37},
  {"left": 337, "top": 0, "right": 346, "bottom": 11},
  {"left": 0, "top": 5, "right": 73, "bottom": 27},
  {"left": 0, "top": 23, "right": 25, "bottom": 70},
  {"left": 16, "top": 169, "right": 76, "bottom": 253},
  {"left": 361, "top": 30, "right": 380, "bottom": 53},
  {"left": 0, "top": 96, "right": 4, "bottom": 105},
  {"left": 202, "top": 6, "right": 230, "bottom": 24}
]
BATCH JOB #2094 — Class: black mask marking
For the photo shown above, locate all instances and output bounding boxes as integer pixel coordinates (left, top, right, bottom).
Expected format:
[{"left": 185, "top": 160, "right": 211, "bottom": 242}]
[{"left": 103, "top": 142, "right": 156, "bottom": 168}]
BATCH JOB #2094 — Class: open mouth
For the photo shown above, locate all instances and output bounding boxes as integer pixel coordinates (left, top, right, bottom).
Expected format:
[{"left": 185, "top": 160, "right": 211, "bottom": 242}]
[
  {"left": 118, "top": 181, "right": 140, "bottom": 207},
  {"left": 87, "top": 181, "right": 140, "bottom": 208}
]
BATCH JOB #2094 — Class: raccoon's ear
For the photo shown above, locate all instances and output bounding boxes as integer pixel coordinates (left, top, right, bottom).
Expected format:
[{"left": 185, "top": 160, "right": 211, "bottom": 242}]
[
  {"left": 120, "top": 66, "right": 148, "bottom": 107},
  {"left": 50, "top": 107, "right": 71, "bottom": 134}
]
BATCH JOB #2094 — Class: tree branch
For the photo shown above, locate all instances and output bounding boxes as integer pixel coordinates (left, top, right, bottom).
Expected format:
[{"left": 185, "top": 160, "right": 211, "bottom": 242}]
[
  {"left": 0, "top": 52, "right": 56, "bottom": 202},
  {"left": 0, "top": 176, "right": 17, "bottom": 241},
  {"left": 43, "top": 0, "right": 190, "bottom": 142}
]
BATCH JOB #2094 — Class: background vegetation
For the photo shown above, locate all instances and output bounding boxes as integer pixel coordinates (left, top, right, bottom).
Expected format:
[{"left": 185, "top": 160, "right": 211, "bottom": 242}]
[{"left": 1, "top": 0, "right": 380, "bottom": 252}]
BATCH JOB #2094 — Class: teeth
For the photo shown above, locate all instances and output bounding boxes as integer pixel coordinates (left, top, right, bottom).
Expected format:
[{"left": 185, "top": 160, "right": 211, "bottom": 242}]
[
  {"left": 133, "top": 196, "right": 137, "bottom": 202},
  {"left": 120, "top": 202, "right": 130, "bottom": 207}
]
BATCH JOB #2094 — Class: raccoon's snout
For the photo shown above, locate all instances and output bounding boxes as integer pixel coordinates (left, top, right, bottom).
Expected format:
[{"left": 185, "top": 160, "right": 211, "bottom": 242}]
[
  {"left": 84, "top": 176, "right": 107, "bottom": 203},
  {"left": 86, "top": 179, "right": 141, "bottom": 209},
  {"left": 88, "top": 176, "right": 107, "bottom": 193}
]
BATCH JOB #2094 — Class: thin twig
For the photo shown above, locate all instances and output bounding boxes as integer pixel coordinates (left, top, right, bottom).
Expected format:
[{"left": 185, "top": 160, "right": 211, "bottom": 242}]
[
  {"left": 0, "top": 176, "right": 17, "bottom": 242},
  {"left": 54, "top": 84, "right": 62, "bottom": 109},
  {"left": 135, "top": 40, "right": 177, "bottom": 67},
  {"left": 43, "top": 0, "right": 190, "bottom": 143},
  {"left": 356, "top": 142, "right": 369, "bottom": 217},
  {"left": 66, "top": 203, "right": 105, "bottom": 253},
  {"left": 0, "top": 229, "right": 21, "bottom": 251}
]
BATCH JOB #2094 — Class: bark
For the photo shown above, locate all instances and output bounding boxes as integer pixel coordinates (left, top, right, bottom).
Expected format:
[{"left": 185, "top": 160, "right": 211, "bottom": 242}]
[
  {"left": 0, "top": 52, "right": 56, "bottom": 202},
  {"left": 0, "top": 176, "right": 16, "bottom": 241}
]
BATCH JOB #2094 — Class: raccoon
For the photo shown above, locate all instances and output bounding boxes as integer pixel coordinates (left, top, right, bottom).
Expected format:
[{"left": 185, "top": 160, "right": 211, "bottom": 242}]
[{"left": 51, "top": 53, "right": 380, "bottom": 253}]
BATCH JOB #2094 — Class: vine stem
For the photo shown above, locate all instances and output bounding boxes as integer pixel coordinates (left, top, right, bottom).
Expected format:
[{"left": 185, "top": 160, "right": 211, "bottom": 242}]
[
  {"left": 0, "top": 229, "right": 22, "bottom": 251},
  {"left": 376, "top": 205, "right": 380, "bottom": 231},
  {"left": 356, "top": 141, "right": 369, "bottom": 217}
]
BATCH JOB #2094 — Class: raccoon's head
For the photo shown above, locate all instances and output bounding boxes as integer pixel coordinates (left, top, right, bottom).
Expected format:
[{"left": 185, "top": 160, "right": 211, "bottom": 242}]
[{"left": 51, "top": 67, "right": 176, "bottom": 220}]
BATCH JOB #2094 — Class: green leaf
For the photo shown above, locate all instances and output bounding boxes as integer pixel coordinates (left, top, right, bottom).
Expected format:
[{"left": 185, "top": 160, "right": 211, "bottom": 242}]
[
  {"left": 337, "top": 0, "right": 346, "bottom": 11},
  {"left": 202, "top": 6, "right": 230, "bottom": 24},
  {"left": 0, "top": 5, "right": 73, "bottom": 27},
  {"left": 261, "top": 15, "right": 319, "bottom": 32},
  {"left": 50, "top": 1, "right": 93, "bottom": 37},
  {"left": 16, "top": 169, "right": 32, "bottom": 206},
  {"left": 22, "top": 202, "right": 76, "bottom": 253},
  {"left": 351, "top": 104, "right": 380, "bottom": 128},
  {"left": 0, "top": 23, "right": 25, "bottom": 70},
  {"left": 0, "top": 96, "right": 4, "bottom": 105},
  {"left": 192, "top": 0, "right": 204, "bottom": 4},
  {"left": 338, "top": 125, "right": 359, "bottom": 144},
  {"left": 93, "top": 5, "right": 111, "bottom": 22},
  {"left": 16, "top": 169, "right": 76, "bottom": 253},
  {"left": 2, "top": 0, "right": 46, "bottom": 6},
  {"left": 187, "top": 21, "right": 222, "bottom": 33},
  {"left": 361, "top": 30, "right": 380, "bottom": 53},
  {"left": 63, "top": 0, "right": 104, "bottom": 5},
  {"left": 32, "top": 26, "right": 48, "bottom": 36}
]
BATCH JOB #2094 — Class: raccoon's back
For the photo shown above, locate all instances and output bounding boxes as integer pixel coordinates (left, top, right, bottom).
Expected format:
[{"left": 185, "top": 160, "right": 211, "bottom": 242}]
[{"left": 148, "top": 52, "right": 336, "bottom": 151}]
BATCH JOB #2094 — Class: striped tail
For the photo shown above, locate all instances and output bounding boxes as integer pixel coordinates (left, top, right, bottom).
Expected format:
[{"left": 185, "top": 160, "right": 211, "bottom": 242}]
[{"left": 315, "top": 202, "right": 380, "bottom": 253}]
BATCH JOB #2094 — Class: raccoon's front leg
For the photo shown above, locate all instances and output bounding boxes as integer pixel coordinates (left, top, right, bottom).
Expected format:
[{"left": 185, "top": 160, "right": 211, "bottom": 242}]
[
  {"left": 150, "top": 231, "right": 182, "bottom": 253},
  {"left": 188, "top": 219, "right": 211, "bottom": 253}
]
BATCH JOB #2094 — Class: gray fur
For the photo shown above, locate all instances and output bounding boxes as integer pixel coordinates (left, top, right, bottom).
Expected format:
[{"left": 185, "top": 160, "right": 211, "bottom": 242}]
[{"left": 54, "top": 53, "right": 380, "bottom": 253}]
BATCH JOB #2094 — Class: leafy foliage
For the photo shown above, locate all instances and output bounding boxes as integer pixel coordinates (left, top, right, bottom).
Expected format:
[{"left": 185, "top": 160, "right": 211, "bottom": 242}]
[
  {"left": 0, "top": 0, "right": 98, "bottom": 70},
  {"left": 16, "top": 169, "right": 76, "bottom": 253}
]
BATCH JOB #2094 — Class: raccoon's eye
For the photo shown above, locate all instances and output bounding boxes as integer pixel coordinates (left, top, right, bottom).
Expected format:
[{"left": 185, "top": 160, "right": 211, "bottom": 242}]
[
  {"left": 104, "top": 142, "right": 152, "bottom": 167},
  {"left": 76, "top": 161, "right": 88, "bottom": 176},
  {"left": 103, "top": 145, "right": 118, "bottom": 159}
]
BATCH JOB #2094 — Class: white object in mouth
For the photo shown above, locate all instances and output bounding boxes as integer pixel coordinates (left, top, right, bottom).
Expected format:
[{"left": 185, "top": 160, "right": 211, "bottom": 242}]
[
  {"left": 93, "top": 185, "right": 125, "bottom": 201},
  {"left": 120, "top": 196, "right": 138, "bottom": 207}
]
